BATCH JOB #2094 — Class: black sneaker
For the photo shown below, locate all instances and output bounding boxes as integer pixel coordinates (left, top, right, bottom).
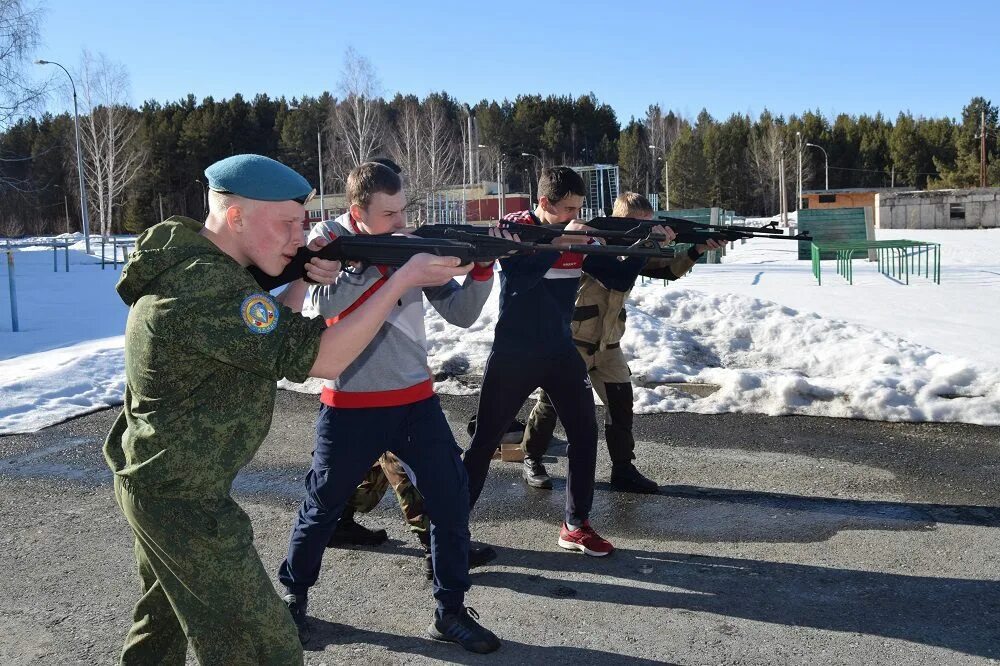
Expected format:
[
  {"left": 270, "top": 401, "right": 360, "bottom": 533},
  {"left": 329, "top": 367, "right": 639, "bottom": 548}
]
[
  {"left": 282, "top": 593, "right": 311, "bottom": 645},
  {"left": 328, "top": 514, "right": 388, "bottom": 547},
  {"left": 423, "top": 545, "right": 498, "bottom": 580},
  {"left": 427, "top": 607, "right": 501, "bottom": 654},
  {"left": 522, "top": 457, "right": 552, "bottom": 489},
  {"left": 610, "top": 463, "right": 660, "bottom": 494}
]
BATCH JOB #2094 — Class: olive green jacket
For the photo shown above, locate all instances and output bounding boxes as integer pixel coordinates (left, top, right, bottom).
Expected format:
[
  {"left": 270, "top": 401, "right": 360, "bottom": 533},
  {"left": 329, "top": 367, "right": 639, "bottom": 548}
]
[{"left": 103, "top": 217, "right": 325, "bottom": 497}]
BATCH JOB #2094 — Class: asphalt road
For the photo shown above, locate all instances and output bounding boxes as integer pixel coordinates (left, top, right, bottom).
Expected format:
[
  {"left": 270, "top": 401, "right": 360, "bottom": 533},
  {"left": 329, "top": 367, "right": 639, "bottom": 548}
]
[{"left": 1, "top": 390, "right": 999, "bottom": 665}]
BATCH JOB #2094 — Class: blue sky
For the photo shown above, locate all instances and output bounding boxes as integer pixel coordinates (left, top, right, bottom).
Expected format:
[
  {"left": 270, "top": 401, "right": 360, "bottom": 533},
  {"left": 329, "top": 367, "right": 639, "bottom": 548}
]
[{"left": 33, "top": 0, "right": 999, "bottom": 124}]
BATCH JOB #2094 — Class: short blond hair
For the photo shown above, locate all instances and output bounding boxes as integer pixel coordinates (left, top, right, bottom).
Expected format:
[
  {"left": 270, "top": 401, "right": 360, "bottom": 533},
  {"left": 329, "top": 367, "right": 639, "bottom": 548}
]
[{"left": 612, "top": 192, "right": 654, "bottom": 218}]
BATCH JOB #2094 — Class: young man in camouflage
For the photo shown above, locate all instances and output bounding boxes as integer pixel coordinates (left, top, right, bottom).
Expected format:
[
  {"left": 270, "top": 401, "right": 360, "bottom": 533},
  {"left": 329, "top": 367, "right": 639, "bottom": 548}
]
[
  {"left": 103, "top": 154, "right": 471, "bottom": 665},
  {"left": 519, "top": 192, "right": 723, "bottom": 493},
  {"left": 278, "top": 162, "right": 503, "bottom": 654}
]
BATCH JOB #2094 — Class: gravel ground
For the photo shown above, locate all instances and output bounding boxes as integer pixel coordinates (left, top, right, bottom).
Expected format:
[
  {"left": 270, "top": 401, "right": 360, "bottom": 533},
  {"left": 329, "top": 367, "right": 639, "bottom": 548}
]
[{"left": 1, "top": 390, "right": 999, "bottom": 665}]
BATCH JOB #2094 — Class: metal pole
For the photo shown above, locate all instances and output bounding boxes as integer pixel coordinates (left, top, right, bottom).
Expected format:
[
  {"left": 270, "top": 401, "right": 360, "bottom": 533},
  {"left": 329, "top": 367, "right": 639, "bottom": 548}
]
[
  {"left": 6, "top": 250, "right": 18, "bottom": 332},
  {"left": 665, "top": 158, "right": 670, "bottom": 210},
  {"left": 779, "top": 141, "right": 788, "bottom": 227},
  {"left": 806, "top": 143, "right": 829, "bottom": 190},
  {"left": 317, "top": 131, "right": 325, "bottom": 220},
  {"left": 37, "top": 60, "right": 91, "bottom": 254},
  {"left": 64, "top": 195, "right": 70, "bottom": 234},
  {"left": 796, "top": 131, "right": 802, "bottom": 212}
]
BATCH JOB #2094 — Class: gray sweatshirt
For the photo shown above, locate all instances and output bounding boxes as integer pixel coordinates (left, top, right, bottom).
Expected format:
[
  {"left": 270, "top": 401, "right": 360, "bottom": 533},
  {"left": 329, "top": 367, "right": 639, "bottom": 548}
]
[{"left": 307, "top": 214, "right": 494, "bottom": 407}]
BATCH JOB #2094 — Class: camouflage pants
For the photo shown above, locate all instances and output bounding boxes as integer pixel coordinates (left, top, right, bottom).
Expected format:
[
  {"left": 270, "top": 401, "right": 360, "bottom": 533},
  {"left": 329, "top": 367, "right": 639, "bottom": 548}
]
[
  {"left": 114, "top": 476, "right": 302, "bottom": 666},
  {"left": 348, "top": 451, "right": 429, "bottom": 537}
]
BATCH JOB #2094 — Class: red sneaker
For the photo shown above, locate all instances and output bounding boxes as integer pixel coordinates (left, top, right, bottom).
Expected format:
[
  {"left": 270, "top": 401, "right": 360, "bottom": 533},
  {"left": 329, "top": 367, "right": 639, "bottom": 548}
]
[{"left": 557, "top": 521, "right": 614, "bottom": 557}]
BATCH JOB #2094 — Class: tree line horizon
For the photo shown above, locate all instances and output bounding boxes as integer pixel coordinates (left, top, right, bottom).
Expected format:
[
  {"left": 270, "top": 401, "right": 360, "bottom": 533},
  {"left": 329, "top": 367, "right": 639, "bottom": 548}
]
[{"left": 1, "top": 89, "right": 996, "bottom": 238}]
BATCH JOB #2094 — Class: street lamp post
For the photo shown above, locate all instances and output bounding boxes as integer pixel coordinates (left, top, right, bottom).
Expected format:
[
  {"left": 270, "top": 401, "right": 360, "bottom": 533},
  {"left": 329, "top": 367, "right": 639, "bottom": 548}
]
[
  {"left": 649, "top": 145, "right": 670, "bottom": 210},
  {"left": 805, "top": 142, "right": 829, "bottom": 190},
  {"left": 287, "top": 105, "right": 326, "bottom": 219},
  {"left": 521, "top": 152, "right": 542, "bottom": 204},
  {"left": 194, "top": 179, "right": 208, "bottom": 217},
  {"left": 37, "top": 59, "right": 90, "bottom": 254},
  {"left": 479, "top": 144, "right": 505, "bottom": 217}
]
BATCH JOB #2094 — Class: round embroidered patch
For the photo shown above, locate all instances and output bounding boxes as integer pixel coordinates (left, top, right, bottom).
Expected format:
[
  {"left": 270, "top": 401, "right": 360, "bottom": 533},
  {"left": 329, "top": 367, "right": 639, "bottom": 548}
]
[{"left": 241, "top": 294, "right": 279, "bottom": 334}]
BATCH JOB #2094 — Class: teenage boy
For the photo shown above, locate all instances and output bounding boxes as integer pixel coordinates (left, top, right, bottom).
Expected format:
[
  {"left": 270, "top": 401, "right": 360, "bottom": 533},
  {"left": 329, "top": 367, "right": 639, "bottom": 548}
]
[
  {"left": 278, "top": 162, "right": 502, "bottom": 653},
  {"left": 463, "top": 166, "right": 629, "bottom": 557},
  {"left": 519, "top": 192, "right": 723, "bottom": 493}
]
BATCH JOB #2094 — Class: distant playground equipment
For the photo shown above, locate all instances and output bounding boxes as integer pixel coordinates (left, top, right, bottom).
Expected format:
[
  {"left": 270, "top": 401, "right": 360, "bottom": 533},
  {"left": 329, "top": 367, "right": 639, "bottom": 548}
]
[
  {"left": 798, "top": 207, "right": 941, "bottom": 285},
  {"left": 810, "top": 240, "right": 941, "bottom": 286},
  {"left": 5, "top": 244, "right": 17, "bottom": 332},
  {"left": 100, "top": 237, "right": 135, "bottom": 270},
  {"left": 4, "top": 238, "right": 75, "bottom": 332}
]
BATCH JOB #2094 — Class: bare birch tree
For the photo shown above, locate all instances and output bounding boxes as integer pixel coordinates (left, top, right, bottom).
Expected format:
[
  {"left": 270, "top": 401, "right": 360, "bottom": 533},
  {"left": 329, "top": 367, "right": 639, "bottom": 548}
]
[
  {"left": 0, "top": 0, "right": 43, "bottom": 131},
  {"left": 747, "top": 117, "right": 799, "bottom": 215},
  {"left": 328, "top": 47, "right": 385, "bottom": 182},
  {"left": 421, "top": 96, "right": 460, "bottom": 221},
  {"left": 77, "top": 50, "right": 145, "bottom": 239},
  {"left": 388, "top": 96, "right": 427, "bottom": 211},
  {"left": 1, "top": 0, "right": 45, "bottom": 194}
]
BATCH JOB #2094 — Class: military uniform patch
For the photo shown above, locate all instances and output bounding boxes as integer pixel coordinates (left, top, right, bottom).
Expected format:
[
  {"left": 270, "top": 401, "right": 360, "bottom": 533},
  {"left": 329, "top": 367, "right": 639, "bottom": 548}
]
[{"left": 241, "top": 294, "right": 279, "bottom": 334}]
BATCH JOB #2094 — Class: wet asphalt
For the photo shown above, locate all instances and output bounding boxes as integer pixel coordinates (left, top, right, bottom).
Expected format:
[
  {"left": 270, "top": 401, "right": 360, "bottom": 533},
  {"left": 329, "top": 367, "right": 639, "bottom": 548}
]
[{"left": 1, "top": 390, "right": 999, "bottom": 665}]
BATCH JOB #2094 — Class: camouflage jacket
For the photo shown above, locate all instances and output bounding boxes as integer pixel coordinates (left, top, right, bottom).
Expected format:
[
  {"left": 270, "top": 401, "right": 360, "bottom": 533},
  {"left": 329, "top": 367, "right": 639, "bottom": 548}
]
[{"left": 103, "top": 216, "right": 325, "bottom": 498}]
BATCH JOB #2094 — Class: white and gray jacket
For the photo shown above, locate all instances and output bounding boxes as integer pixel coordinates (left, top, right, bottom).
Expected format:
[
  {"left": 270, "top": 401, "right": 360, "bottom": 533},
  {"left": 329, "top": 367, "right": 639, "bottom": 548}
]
[{"left": 307, "top": 214, "right": 494, "bottom": 407}]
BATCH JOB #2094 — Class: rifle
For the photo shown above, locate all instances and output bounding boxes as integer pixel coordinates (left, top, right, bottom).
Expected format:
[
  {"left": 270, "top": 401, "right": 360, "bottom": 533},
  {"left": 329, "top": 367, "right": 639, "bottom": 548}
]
[
  {"left": 414, "top": 217, "right": 811, "bottom": 247},
  {"left": 561, "top": 216, "right": 810, "bottom": 244},
  {"left": 248, "top": 225, "right": 680, "bottom": 291}
]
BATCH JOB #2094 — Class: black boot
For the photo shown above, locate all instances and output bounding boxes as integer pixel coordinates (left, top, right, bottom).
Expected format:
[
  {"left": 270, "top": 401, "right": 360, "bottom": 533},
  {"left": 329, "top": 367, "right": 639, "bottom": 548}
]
[
  {"left": 522, "top": 457, "right": 552, "bottom": 489},
  {"left": 422, "top": 542, "right": 498, "bottom": 580},
  {"left": 610, "top": 462, "right": 660, "bottom": 494},
  {"left": 470, "top": 545, "right": 497, "bottom": 569},
  {"left": 418, "top": 532, "right": 434, "bottom": 581},
  {"left": 427, "top": 607, "right": 501, "bottom": 654},
  {"left": 328, "top": 508, "right": 388, "bottom": 547},
  {"left": 282, "top": 593, "right": 311, "bottom": 645}
]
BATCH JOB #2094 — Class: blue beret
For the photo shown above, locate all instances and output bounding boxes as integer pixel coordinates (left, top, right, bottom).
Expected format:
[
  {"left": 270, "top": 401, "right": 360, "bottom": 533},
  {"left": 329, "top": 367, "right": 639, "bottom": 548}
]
[{"left": 205, "top": 154, "right": 314, "bottom": 203}]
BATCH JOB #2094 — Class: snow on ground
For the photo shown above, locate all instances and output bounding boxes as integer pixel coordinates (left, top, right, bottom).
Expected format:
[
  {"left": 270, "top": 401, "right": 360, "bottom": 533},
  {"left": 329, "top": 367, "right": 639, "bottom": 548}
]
[{"left": 2, "top": 228, "right": 999, "bottom": 435}]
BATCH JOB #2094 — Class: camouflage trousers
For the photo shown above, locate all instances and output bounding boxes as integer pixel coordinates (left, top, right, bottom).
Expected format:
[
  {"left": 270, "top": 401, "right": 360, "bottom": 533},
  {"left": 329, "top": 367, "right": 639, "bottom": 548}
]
[
  {"left": 114, "top": 476, "right": 302, "bottom": 666},
  {"left": 348, "top": 451, "right": 429, "bottom": 538}
]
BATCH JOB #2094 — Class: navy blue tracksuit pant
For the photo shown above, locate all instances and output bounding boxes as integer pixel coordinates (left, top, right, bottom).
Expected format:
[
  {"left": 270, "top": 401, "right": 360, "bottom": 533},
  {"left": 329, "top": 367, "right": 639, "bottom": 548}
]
[
  {"left": 279, "top": 396, "right": 470, "bottom": 612},
  {"left": 464, "top": 347, "right": 598, "bottom": 526}
]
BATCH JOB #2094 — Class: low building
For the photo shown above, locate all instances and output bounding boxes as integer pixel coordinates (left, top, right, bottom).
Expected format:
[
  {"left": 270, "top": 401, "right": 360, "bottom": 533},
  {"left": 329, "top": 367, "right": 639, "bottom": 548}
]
[
  {"left": 875, "top": 188, "right": 1000, "bottom": 229},
  {"left": 800, "top": 187, "right": 910, "bottom": 211}
]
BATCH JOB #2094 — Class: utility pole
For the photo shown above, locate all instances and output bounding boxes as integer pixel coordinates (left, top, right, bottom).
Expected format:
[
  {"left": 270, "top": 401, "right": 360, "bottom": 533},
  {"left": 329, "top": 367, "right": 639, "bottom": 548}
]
[
  {"left": 982, "top": 109, "right": 988, "bottom": 188},
  {"left": 779, "top": 141, "right": 788, "bottom": 227},
  {"left": 796, "top": 131, "right": 802, "bottom": 212},
  {"left": 317, "top": 131, "right": 325, "bottom": 219}
]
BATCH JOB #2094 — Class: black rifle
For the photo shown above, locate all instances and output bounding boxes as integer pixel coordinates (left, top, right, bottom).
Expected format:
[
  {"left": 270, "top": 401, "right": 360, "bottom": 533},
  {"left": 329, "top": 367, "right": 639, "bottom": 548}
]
[
  {"left": 414, "top": 218, "right": 810, "bottom": 247},
  {"left": 247, "top": 234, "right": 530, "bottom": 290},
  {"left": 248, "top": 227, "right": 680, "bottom": 291}
]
